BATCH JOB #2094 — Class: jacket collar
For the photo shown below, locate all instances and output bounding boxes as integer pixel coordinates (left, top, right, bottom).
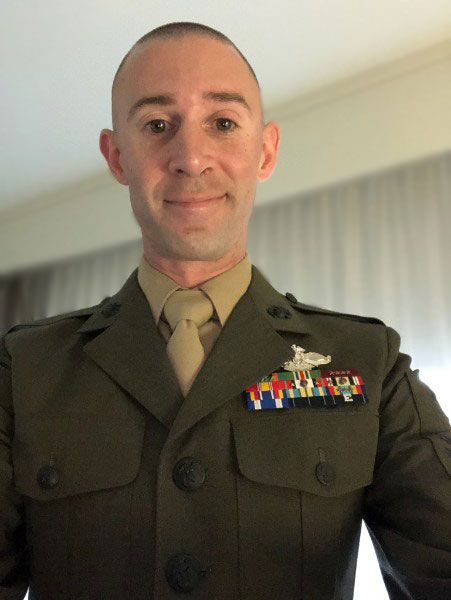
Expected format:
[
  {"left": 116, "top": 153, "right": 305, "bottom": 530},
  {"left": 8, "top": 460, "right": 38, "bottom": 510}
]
[
  {"left": 77, "top": 266, "right": 311, "bottom": 438},
  {"left": 77, "top": 266, "right": 310, "bottom": 337}
]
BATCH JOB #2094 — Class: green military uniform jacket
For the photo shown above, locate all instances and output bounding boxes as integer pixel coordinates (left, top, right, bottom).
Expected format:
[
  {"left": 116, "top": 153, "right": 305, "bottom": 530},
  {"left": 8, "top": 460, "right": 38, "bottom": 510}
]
[{"left": 1, "top": 266, "right": 450, "bottom": 599}]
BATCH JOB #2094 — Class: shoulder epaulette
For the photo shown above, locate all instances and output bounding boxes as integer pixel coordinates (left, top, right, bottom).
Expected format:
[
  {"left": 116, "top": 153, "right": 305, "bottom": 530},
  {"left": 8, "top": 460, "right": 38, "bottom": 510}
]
[
  {"left": 4, "top": 303, "right": 100, "bottom": 336},
  {"left": 282, "top": 292, "right": 385, "bottom": 325}
]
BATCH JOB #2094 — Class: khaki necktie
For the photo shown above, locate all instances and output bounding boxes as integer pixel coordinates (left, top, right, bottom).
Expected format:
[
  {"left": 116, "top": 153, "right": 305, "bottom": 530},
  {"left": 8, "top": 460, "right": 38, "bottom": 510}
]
[{"left": 163, "top": 289, "right": 214, "bottom": 396}]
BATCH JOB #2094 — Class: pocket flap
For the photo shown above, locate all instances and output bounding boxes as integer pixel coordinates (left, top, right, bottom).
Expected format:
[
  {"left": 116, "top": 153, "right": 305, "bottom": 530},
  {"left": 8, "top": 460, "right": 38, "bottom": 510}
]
[
  {"left": 13, "top": 413, "right": 146, "bottom": 500},
  {"left": 231, "top": 412, "right": 379, "bottom": 497}
]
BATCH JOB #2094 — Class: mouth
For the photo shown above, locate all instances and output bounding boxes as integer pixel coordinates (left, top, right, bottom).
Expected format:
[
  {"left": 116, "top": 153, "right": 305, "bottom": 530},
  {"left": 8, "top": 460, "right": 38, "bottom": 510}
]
[{"left": 164, "top": 194, "right": 226, "bottom": 207}]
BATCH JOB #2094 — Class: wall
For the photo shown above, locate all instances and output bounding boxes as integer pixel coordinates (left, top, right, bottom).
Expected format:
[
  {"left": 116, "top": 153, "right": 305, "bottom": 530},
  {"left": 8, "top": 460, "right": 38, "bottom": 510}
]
[{"left": 1, "top": 40, "right": 451, "bottom": 275}]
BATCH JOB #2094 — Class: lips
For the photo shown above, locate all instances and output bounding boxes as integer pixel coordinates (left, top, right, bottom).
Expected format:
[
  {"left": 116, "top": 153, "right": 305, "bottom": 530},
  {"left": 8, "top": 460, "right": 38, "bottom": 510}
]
[{"left": 165, "top": 194, "right": 226, "bottom": 204}]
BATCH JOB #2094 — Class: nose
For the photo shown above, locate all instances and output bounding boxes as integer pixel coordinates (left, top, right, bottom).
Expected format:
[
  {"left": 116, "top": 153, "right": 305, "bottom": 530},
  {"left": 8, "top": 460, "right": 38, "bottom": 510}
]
[{"left": 167, "top": 123, "right": 213, "bottom": 177}]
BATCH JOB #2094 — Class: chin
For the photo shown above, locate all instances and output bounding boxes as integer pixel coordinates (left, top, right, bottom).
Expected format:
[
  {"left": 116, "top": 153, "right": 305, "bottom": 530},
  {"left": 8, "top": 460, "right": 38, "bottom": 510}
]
[{"left": 162, "top": 234, "right": 234, "bottom": 262}]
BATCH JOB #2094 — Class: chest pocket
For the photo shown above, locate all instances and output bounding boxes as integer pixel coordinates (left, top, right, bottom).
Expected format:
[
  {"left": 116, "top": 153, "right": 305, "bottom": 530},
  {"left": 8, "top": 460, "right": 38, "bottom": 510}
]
[
  {"left": 230, "top": 410, "right": 379, "bottom": 599},
  {"left": 12, "top": 412, "right": 146, "bottom": 500},
  {"left": 231, "top": 410, "right": 379, "bottom": 496}
]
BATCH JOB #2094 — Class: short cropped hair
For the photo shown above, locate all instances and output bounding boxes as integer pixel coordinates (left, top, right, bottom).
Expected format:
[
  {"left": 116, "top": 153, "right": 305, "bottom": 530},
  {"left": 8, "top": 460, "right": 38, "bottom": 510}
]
[{"left": 112, "top": 21, "right": 260, "bottom": 92}]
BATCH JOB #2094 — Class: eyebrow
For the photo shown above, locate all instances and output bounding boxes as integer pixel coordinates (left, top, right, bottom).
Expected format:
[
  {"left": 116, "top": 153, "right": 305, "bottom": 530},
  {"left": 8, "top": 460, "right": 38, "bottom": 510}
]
[
  {"left": 127, "top": 90, "right": 252, "bottom": 121},
  {"left": 203, "top": 91, "right": 252, "bottom": 114}
]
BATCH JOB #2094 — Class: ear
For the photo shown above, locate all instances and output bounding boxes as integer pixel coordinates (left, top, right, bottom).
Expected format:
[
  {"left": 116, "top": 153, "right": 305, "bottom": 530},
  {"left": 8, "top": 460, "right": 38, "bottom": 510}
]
[
  {"left": 99, "top": 129, "right": 129, "bottom": 185},
  {"left": 257, "top": 121, "right": 280, "bottom": 182}
]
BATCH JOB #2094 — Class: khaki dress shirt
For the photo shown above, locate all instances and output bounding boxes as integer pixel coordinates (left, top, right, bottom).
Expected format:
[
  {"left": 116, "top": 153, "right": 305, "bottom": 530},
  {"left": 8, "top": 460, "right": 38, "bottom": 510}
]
[{"left": 137, "top": 253, "right": 252, "bottom": 376}]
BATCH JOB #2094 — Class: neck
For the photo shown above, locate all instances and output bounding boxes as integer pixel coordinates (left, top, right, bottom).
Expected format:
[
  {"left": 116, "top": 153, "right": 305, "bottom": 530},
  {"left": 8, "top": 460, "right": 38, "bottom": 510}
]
[{"left": 142, "top": 248, "right": 247, "bottom": 288}]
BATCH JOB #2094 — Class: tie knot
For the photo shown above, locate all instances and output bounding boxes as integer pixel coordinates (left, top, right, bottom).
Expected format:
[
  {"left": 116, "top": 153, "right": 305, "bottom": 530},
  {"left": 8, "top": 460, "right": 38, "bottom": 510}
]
[{"left": 163, "top": 289, "right": 214, "bottom": 330}]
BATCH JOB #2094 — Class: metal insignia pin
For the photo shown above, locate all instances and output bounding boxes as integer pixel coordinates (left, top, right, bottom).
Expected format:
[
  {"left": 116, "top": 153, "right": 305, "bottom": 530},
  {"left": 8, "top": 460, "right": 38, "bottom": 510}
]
[{"left": 282, "top": 345, "right": 332, "bottom": 371}]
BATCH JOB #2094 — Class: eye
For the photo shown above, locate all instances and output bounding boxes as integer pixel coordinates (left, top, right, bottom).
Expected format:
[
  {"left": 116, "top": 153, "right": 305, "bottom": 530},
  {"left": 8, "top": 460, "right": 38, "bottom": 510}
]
[
  {"left": 146, "top": 119, "right": 167, "bottom": 133},
  {"left": 215, "top": 118, "right": 237, "bottom": 132}
]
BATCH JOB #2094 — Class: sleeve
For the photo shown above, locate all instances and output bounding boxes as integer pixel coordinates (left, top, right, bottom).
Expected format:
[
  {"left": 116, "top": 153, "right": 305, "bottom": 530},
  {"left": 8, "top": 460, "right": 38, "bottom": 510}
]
[
  {"left": 363, "top": 326, "right": 451, "bottom": 600},
  {"left": 0, "top": 332, "right": 29, "bottom": 599}
]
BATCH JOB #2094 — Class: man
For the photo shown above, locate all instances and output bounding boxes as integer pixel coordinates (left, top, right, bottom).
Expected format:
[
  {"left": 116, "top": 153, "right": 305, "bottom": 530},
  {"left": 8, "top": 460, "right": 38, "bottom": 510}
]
[{"left": 1, "top": 22, "right": 450, "bottom": 600}]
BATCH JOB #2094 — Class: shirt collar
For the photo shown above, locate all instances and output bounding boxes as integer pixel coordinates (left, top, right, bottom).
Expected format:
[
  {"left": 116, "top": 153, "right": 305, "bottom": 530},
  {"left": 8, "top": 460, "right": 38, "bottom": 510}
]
[
  {"left": 199, "top": 255, "right": 251, "bottom": 326},
  {"left": 137, "top": 254, "right": 252, "bottom": 327},
  {"left": 137, "top": 256, "right": 179, "bottom": 324}
]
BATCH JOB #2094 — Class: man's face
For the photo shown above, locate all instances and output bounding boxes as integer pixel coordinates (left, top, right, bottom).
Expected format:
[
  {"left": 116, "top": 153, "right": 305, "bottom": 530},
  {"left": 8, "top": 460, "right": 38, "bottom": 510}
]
[{"left": 101, "top": 35, "right": 279, "bottom": 262}]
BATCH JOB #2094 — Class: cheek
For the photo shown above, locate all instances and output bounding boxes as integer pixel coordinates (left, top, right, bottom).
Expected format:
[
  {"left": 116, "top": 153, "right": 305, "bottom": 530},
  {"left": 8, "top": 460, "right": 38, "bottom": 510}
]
[
  {"left": 124, "top": 151, "right": 162, "bottom": 189},
  {"left": 119, "top": 136, "right": 156, "bottom": 177},
  {"left": 222, "top": 142, "right": 261, "bottom": 180}
]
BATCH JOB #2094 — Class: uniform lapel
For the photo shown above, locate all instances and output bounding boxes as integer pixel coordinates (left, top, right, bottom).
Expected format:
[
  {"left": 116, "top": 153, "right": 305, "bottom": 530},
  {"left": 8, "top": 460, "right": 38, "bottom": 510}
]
[
  {"left": 77, "top": 269, "right": 182, "bottom": 429},
  {"left": 168, "top": 267, "right": 311, "bottom": 440},
  {"left": 76, "top": 266, "right": 313, "bottom": 438}
]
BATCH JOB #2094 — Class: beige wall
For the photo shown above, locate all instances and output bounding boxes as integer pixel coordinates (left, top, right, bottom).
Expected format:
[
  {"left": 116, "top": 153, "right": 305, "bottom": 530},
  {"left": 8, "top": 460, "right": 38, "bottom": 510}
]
[
  {"left": 262, "top": 44, "right": 451, "bottom": 203},
  {"left": 2, "top": 40, "right": 451, "bottom": 275}
]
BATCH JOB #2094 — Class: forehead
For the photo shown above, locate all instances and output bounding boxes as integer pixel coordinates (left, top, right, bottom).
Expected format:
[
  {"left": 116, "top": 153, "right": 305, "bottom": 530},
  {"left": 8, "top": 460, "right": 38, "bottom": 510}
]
[{"left": 113, "top": 35, "right": 261, "bottom": 116}]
